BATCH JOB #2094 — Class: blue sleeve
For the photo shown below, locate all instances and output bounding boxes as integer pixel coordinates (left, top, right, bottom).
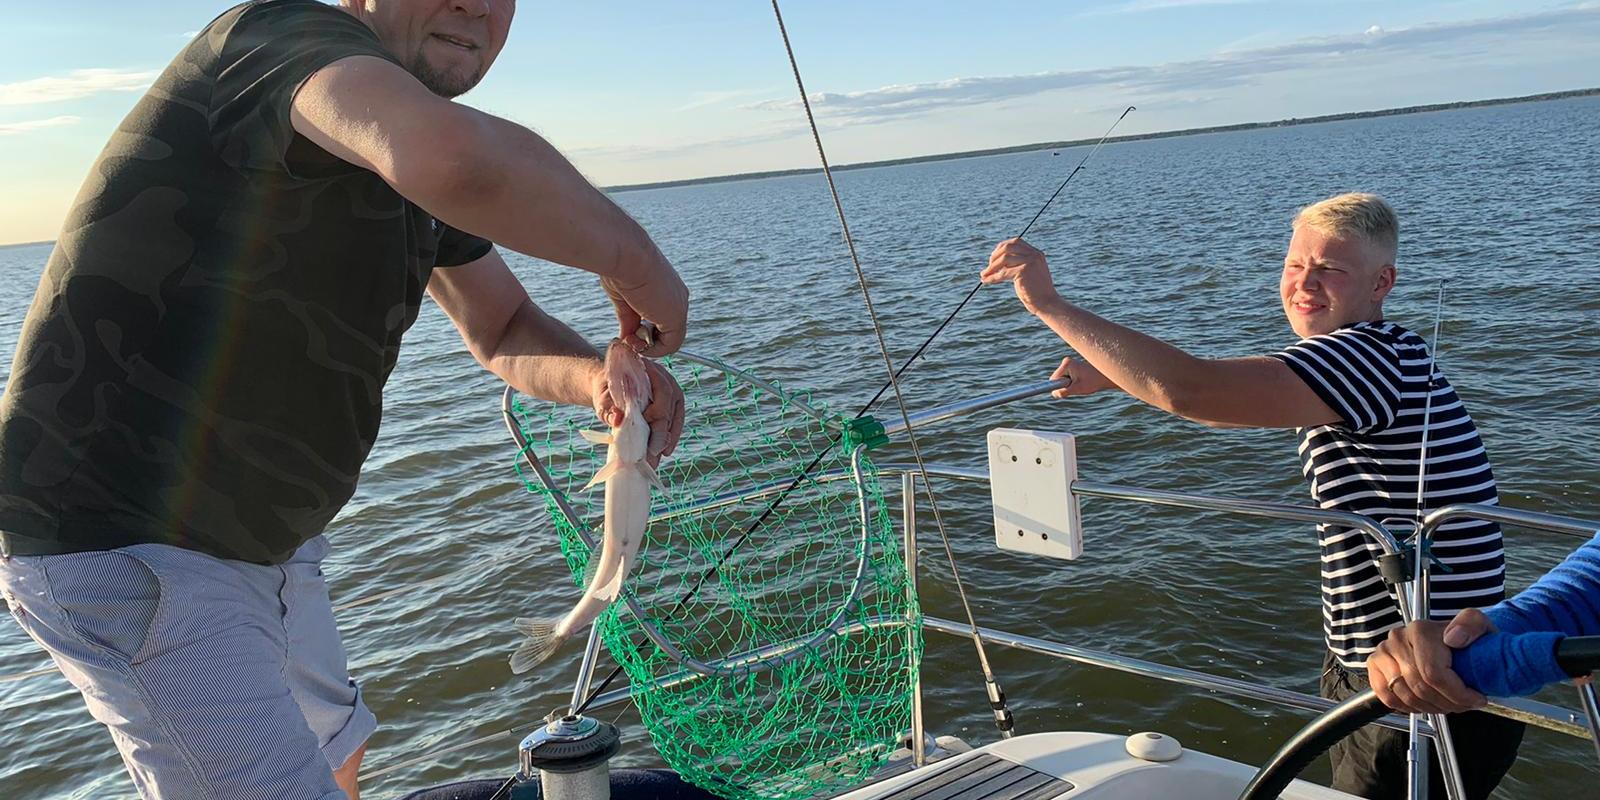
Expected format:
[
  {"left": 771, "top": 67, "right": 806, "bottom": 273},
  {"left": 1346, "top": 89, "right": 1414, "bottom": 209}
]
[
  {"left": 1485, "top": 530, "right": 1600, "bottom": 637},
  {"left": 1451, "top": 631, "right": 1568, "bottom": 696},
  {"left": 1449, "top": 530, "right": 1600, "bottom": 696}
]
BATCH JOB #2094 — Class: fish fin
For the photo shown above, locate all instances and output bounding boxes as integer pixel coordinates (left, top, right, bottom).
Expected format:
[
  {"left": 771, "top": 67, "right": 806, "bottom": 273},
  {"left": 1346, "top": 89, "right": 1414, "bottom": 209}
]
[
  {"left": 593, "top": 553, "right": 631, "bottom": 601},
  {"left": 580, "top": 460, "right": 623, "bottom": 491},
  {"left": 636, "top": 461, "right": 666, "bottom": 490},
  {"left": 594, "top": 571, "right": 625, "bottom": 602},
  {"left": 510, "top": 617, "right": 567, "bottom": 674},
  {"left": 578, "top": 429, "right": 613, "bottom": 446},
  {"left": 580, "top": 546, "right": 605, "bottom": 588}
]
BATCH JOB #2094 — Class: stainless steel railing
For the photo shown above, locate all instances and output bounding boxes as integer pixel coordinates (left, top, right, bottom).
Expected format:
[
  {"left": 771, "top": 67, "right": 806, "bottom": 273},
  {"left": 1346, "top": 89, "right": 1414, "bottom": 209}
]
[
  {"left": 364, "top": 461, "right": 1600, "bottom": 784},
  {"left": 362, "top": 378, "right": 1600, "bottom": 787},
  {"left": 880, "top": 464, "right": 1598, "bottom": 741},
  {"left": 9, "top": 373, "right": 1596, "bottom": 796},
  {"left": 1416, "top": 503, "right": 1600, "bottom": 761}
]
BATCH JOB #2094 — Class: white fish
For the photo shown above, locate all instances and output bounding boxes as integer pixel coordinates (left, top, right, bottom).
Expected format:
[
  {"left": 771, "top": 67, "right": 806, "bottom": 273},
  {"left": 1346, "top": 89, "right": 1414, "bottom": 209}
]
[{"left": 510, "top": 339, "right": 663, "bottom": 673}]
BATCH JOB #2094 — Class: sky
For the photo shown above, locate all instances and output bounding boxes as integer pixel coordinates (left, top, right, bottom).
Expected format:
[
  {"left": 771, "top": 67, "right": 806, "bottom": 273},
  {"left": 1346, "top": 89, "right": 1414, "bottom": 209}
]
[{"left": 1, "top": 0, "right": 1598, "bottom": 245}]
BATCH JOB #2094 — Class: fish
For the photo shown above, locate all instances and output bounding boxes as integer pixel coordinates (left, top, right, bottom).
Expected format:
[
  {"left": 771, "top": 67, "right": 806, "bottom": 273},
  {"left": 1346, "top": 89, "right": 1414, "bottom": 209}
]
[{"left": 510, "top": 339, "right": 664, "bottom": 673}]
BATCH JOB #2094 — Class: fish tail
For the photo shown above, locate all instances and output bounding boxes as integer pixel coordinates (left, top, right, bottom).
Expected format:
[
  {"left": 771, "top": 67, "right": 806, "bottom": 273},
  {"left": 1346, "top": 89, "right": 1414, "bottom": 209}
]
[{"left": 509, "top": 617, "right": 567, "bottom": 674}]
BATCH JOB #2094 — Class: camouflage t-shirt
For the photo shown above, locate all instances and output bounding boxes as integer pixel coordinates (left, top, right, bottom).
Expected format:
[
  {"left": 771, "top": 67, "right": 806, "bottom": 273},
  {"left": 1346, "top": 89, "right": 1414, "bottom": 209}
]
[{"left": 0, "top": 0, "right": 491, "bottom": 564}]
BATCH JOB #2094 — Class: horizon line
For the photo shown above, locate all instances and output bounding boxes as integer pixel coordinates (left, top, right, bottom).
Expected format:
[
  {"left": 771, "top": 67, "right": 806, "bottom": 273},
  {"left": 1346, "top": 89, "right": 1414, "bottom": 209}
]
[
  {"left": 3, "top": 86, "right": 1595, "bottom": 249},
  {"left": 601, "top": 86, "right": 1599, "bottom": 194}
]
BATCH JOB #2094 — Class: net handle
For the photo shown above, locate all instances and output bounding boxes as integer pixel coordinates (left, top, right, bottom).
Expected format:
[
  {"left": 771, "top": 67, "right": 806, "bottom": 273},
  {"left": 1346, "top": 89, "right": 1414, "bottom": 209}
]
[{"left": 499, "top": 354, "right": 880, "bottom": 677}]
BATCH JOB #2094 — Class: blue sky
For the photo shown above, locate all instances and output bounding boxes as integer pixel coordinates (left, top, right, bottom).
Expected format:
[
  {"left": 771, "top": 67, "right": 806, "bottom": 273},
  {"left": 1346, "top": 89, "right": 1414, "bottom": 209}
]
[{"left": 2, "top": 0, "right": 1598, "bottom": 244}]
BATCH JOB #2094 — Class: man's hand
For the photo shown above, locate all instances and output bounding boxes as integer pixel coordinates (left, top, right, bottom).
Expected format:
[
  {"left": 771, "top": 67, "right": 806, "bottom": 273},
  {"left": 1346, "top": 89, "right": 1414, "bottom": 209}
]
[
  {"left": 1442, "top": 607, "right": 1496, "bottom": 649},
  {"left": 601, "top": 247, "right": 689, "bottom": 357},
  {"left": 1049, "top": 356, "right": 1115, "bottom": 399},
  {"left": 1368, "top": 613, "right": 1493, "bottom": 714},
  {"left": 981, "top": 238, "right": 1061, "bottom": 314},
  {"left": 589, "top": 358, "right": 685, "bottom": 467}
]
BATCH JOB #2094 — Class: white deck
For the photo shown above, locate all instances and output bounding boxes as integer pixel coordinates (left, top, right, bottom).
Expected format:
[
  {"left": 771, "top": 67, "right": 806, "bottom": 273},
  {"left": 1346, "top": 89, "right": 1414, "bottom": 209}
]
[{"left": 831, "top": 731, "right": 1358, "bottom": 800}]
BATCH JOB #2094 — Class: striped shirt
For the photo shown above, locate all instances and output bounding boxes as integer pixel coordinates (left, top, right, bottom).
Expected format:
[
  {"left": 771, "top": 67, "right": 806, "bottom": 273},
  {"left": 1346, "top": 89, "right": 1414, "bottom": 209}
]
[{"left": 1270, "top": 321, "right": 1506, "bottom": 668}]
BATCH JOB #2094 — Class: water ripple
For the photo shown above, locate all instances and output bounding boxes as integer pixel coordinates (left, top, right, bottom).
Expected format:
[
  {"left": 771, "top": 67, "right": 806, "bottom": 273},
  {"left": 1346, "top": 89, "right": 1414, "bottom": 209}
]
[{"left": 1, "top": 97, "right": 1597, "bottom": 797}]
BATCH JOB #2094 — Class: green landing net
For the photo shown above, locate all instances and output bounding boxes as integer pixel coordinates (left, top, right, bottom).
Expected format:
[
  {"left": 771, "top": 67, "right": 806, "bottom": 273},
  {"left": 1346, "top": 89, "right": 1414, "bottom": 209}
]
[{"left": 507, "top": 353, "right": 922, "bottom": 800}]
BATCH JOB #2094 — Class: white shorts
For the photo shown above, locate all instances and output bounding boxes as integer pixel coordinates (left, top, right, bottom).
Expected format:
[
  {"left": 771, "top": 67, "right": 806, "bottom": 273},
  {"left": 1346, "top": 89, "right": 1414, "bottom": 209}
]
[{"left": 0, "top": 535, "right": 372, "bottom": 800}]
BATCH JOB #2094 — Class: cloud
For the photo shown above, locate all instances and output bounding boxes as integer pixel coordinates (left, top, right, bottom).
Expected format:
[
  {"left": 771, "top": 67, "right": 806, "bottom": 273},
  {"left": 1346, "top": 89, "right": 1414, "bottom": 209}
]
[
  {"left": 1089, "top": 0, "right": 1262, "bottom": 15},
  {"left": 674, "top": 88, "right": 774, "bottom": 113},
  {"left": 567, "top": 123, "right": 803, "bottom": 162},
  {"left": 0, "top": 68, "right": 159, "bottom": 107},
  {"left": 0, "top": 115, "right": 80, "bottom": 135},
  {"left": 743, "top": 5, "right": 1600, "bottom": 123}
]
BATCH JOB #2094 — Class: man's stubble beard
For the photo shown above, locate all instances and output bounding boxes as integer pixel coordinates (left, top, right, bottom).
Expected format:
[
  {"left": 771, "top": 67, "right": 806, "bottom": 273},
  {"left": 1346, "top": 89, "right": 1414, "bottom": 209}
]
[{"left": 410, "top": 56, "right": 482, "bottom": 99}]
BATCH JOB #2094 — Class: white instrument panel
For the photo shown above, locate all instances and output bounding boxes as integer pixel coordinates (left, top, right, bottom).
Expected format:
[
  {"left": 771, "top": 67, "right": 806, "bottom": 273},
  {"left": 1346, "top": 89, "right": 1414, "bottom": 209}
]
[{"left": 987, "top": 428, "right": 1082, "bottom": 561}]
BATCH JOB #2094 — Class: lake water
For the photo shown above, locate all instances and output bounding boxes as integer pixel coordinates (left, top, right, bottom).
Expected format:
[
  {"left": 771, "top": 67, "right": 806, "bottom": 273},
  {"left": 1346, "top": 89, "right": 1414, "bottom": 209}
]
[{"left": 2, "top": 95, "right": 1598, "bottom": 798}]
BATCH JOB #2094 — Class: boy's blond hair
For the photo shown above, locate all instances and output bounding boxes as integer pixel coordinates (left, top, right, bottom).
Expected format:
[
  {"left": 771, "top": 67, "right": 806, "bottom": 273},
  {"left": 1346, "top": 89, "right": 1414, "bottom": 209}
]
[{"left": 1292, "top": 193, "right": 1399, "bottom": 261}]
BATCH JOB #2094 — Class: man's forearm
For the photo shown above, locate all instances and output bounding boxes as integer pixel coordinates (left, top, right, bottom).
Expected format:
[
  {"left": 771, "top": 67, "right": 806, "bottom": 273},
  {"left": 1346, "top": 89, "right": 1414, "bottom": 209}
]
[
  {"left": 1030, "top": 297, "right": 1210, "bottom": 416},
  {"left": 484, "top": 301, "right": 604, "bottom": 407}
]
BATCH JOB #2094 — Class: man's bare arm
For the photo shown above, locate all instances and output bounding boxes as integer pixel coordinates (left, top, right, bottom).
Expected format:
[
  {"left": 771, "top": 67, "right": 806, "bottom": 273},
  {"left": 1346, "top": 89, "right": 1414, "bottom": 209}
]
[
  {"left": 1030, "top": 298, "right": 1339, "bottom": 428},
  {"left": 427, "top": 248, "right": 601, "bottom": 406},
  {"left": 428, "top": 249, "right": 685, "bottom": 459},
  {"left": 289, "top": 55, "right": 686, "bottom": 354},
  {"left": 983, "top": 239, "right": 1340, "bottom": 429}
]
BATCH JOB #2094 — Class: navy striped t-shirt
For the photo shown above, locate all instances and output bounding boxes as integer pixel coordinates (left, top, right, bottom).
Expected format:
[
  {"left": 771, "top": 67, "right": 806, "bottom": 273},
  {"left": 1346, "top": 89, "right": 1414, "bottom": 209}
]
[{"left": 1270, "top": 321, "right": 1506, "bottom": 668}]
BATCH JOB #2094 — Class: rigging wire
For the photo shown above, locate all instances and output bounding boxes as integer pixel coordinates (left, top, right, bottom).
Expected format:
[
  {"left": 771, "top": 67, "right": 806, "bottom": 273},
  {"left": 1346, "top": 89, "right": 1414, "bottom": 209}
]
[
  {"left": 765, "top": 0, "right": 1015, "bottom": 736},
  {"left": 1405, "top": 281, "right": 1469, "bottom": 800},
  {"left": 564, "top": 19, "right": 1136, "bottom": 724}
]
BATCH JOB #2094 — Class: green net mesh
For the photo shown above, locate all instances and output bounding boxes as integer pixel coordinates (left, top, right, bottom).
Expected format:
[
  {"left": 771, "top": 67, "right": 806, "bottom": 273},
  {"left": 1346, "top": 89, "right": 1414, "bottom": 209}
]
[{"left": 507, "top": 354, "right": 923, "bottom": 800}]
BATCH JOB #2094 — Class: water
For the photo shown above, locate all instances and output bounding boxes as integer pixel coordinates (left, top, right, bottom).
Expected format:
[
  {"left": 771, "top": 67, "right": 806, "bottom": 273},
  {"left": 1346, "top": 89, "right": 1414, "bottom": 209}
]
[{"left": 3, "top": 96, "right": 1598, "bottom": 798}]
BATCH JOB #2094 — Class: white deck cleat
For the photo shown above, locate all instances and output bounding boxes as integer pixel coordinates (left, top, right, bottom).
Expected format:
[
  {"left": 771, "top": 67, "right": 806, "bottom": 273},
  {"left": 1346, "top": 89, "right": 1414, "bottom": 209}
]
[{"left": 1125, "top": 731, "right": 1182, "bottom": 762}]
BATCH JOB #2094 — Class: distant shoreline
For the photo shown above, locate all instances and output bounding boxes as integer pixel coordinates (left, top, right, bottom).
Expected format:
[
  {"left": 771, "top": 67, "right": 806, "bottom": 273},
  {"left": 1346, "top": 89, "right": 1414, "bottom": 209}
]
[
  {"left": 2, "top": 87, "right": 1594, "bottom": 248},
  {"left": 603, "top": 87, "right": 1600, "bottom": 194},
  {"left": 0, "top": 240, "right": 52, "bottom": 251}
]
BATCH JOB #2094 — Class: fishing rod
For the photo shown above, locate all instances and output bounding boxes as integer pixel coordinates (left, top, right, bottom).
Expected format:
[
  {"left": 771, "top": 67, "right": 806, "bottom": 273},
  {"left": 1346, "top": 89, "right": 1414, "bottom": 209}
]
[
  {"left": 855, "top": 103, "right": 1135, "bottom": 417},
  {"left": 566, "top": 54, "right": 1134, "bottom": 723}
]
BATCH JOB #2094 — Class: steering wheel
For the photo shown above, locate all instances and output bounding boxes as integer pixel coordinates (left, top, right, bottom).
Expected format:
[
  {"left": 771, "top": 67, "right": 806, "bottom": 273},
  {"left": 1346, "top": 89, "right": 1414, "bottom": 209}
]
[{"left": 1237, "top": 634, "right": 1600, "bottom": 800}]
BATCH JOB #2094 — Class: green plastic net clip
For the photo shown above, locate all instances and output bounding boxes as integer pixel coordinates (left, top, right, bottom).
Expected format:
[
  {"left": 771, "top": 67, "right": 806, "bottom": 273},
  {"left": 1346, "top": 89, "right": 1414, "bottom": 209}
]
[{"left": 841, "top": 415, "right": 890, "bottom": 451}]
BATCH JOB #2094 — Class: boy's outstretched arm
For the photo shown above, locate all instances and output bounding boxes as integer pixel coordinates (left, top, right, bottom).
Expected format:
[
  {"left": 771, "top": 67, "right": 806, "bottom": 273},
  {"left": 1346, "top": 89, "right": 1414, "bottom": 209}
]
[{"left": 982, "top": 239, "right": 1339, "bottom": 429}]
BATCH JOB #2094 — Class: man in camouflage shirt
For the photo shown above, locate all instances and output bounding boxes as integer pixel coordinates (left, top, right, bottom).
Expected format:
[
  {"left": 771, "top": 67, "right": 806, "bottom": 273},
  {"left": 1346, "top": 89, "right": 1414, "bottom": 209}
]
[{"left": 0, "top": 2, "right": 686, "bottom": 798}]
